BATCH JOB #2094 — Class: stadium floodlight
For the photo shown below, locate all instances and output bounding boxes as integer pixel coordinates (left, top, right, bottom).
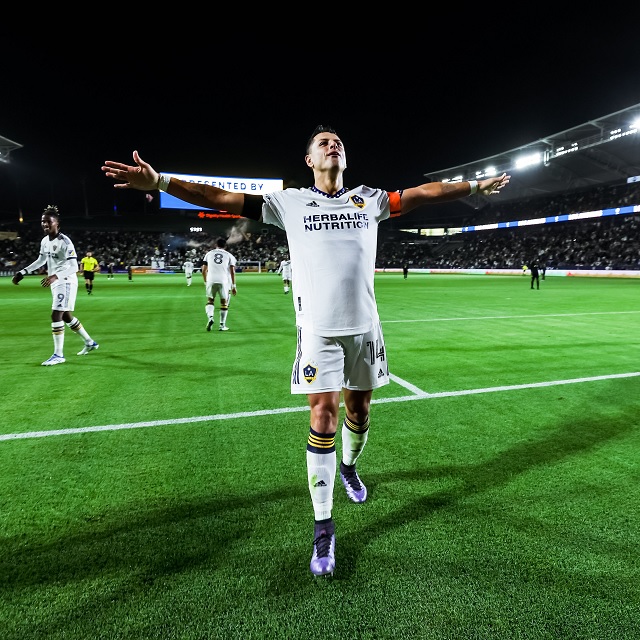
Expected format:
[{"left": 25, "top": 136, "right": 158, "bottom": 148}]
[
  {"left": 610, "top": 123, "right": 639, "bottom": 140},
  {"left": 514, "top": 152, "right": 542, "bottom": 169},
  {"left": 474, "top": 166, "right": 497, "bottom": 178},
  {"left": 554, "top": 143, "right": 579, "bottom": 158}
]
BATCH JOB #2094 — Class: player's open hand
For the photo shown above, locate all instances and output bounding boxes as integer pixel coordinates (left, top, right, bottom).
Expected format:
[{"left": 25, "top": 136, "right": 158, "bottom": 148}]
[
  {"left": 102, "top": 150, "right": 159, "bottom": 191},
  {"left": 479, "top": 173, "right": 510, "bottom": 195}
]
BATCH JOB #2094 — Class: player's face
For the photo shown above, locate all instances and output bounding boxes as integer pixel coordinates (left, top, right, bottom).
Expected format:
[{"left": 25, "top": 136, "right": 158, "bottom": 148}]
[
  {"left": 306, "top": 132, "right": 346, "bottom": 173},
  {"left": 41, "top": 214, "right": 59, "bottom": 236}
]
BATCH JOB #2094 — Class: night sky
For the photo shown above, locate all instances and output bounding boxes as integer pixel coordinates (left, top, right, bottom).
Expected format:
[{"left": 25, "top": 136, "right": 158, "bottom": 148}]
[{"left": 2, "top": 35, "right": 639, "bottom": 225}]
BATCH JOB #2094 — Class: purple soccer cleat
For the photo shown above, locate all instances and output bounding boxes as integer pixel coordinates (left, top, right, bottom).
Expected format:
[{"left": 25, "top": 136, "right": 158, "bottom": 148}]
[
  {"left": 340, "top": 462, "right": 368, "bottom": 503},
  {"left": 310, "top": 525, "right": 335, "bottom": 577}
]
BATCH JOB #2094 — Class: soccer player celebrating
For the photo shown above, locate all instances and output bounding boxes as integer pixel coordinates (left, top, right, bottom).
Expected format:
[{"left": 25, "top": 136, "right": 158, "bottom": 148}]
[{"left": 103, "top": 125, "right": 509, "bottom": 576}]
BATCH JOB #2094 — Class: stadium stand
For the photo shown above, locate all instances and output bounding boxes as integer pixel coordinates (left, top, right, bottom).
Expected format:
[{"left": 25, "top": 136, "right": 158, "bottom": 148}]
[
  {"left": 396, "top": 102, "right": 640, "bottom": 230},
  {"left": 2, "top": 104, "right": 639, "bottom": 275}
]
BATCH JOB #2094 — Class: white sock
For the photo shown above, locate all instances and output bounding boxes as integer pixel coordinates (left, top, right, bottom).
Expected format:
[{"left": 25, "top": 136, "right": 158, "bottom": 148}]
[
  {"left": 68, "top": 317, "right": 92, "bottom": 343},
  {"left": 307, "top": 449, "right": 336, "bottom": 521},
  {"left": 341, "top": 416, "right": 370, "bottom": 466},
  {"left": 52, "top": 321, "right": 65, "bottom": 356}
]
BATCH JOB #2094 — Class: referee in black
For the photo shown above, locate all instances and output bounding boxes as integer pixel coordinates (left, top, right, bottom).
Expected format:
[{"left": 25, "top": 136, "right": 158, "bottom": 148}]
[{"left": 530, "top": 259, "right": 540, "bottom": 290}]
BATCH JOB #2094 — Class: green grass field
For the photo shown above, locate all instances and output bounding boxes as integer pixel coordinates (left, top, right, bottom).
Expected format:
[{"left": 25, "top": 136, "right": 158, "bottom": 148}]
[{"left": 2, "top": 272, "right": 640, "bottom": 639}]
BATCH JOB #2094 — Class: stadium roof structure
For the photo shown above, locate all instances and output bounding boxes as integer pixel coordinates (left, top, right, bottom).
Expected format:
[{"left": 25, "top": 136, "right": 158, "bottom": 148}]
[
  {"left": 0, "top": 135, "right": 23, "bottom": 162},
  {"left": 404, "top": 103, "right": 640, "bottom": 229}
]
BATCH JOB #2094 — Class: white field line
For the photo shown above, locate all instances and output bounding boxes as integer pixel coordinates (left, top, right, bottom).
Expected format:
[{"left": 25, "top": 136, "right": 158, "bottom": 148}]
[
  {"left": 2, "top": 371, "right": 639, "bottom": 441},
  {"left": 384, "top": 310, "right": 640, "bottom": 323}
]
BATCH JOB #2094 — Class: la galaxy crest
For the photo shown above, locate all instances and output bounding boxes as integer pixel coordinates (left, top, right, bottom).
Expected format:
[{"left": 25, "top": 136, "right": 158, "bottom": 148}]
[
  {"left": 303, "top": 361, "right": 318, "bottom": 384},
  {"left": 350, "top": 195, "right": 365, "bottom": 209}
]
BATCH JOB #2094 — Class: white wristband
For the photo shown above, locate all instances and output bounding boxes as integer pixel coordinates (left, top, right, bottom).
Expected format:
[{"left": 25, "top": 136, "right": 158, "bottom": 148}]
[
  {"left": 157, "top": 174, "right": 171, "bottom": 192},
  {"left": 231, "top": 283, "right": 237, "bottom": 289},
  {"left": 468, "top": 180, "right": 478, "bottom": 195}
]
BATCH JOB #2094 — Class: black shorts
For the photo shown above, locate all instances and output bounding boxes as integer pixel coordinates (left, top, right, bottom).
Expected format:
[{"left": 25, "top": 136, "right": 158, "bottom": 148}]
[{"left": 83, "top": 271, "right": 95, "bottom": 281}]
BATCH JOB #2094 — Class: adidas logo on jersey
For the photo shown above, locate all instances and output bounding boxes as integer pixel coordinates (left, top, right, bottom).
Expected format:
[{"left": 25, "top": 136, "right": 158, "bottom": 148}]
[{"left": 306, "top": 201, "right": 320, "bottom": 207}]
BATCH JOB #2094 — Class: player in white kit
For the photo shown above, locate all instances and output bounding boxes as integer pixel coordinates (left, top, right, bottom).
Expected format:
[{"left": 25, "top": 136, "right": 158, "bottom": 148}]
[
  {"left": 202, "top": 237, "right": 237, "bottom": 331},
  {"left": 182, "top": 258, "right": 195, "bottom": 286},
  {"left": 276, "top": 256, "right": 292, "bottom": 294},
  {"left": 12, "top": 205, "right": 99, "bottom": 365},
  {"left": 103, "top": 125, "right": 510, "bottom": 577}
]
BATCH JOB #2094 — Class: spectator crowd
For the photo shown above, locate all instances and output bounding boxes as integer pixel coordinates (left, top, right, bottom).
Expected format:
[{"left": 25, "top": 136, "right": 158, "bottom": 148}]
[{"left": 2, "top": 181, "right": 640, "bottom": 276}]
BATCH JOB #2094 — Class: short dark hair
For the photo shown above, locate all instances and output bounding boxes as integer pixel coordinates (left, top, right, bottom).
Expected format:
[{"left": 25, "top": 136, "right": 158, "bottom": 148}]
[
  {"left": 306, "top": 124, "right": 338, "bottom": 155},
  {"left": 215, "top": 237, "right": 227, "bottom": 248},
  {"left": 43, "top": 205, "right": 59, "bottom": 218}
]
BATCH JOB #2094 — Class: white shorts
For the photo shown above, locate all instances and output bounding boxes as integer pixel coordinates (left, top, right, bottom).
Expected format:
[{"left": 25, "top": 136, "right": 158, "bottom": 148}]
[
  {"left": 51, "top": 278, "right": 78, "bottom": 312},
  {"left": 206, "top": 281, "right": 230, "bottom": 301},
  {"left": 291, "top": 322, "right": 390, "bottom": 394}
]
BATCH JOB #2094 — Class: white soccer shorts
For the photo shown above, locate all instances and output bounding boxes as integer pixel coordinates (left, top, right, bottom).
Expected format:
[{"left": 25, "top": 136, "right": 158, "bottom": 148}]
[
  {"left": 50, "top": 278, "right": 78, "bottom": 312},
  {"left": 291, "top": 322, "right": 390, "bottom": 394},
  {"left": 206, "top": 281, "right": 230, "bottom": 301}
]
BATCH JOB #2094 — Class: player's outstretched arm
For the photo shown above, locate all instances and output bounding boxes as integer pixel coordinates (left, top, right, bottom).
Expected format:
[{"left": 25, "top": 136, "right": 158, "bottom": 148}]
[
  {"left": 102, "top": 150, "right": 246, "bottom": 214},
  {"left": 102, "top": 150, "right": 159, "bottom": 191},
  {"left": 399, "top": 173, "right": 510, "bottom": 215},
  {"left": 477, "top": 173, "right": 510, "bottom": 195}
]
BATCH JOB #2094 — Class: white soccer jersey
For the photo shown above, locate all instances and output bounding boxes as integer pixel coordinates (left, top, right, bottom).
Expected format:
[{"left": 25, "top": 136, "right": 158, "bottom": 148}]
[
  {"left": 23, "top": 232, "right": 79, "bottom": 283},
  {"left": 203, "top": 247, "right": 236, "bottom": 284},
  {"left": 183, "top": 260, "right": 194, "bottom": 274},
  {"left": 262, "top": 185, "right": 391, "bottom": 335},
  {"left": 277, "top": 259, "right": 292, "bottom": 280}
]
